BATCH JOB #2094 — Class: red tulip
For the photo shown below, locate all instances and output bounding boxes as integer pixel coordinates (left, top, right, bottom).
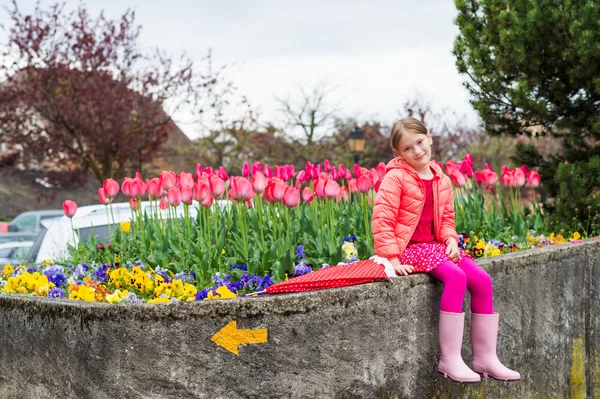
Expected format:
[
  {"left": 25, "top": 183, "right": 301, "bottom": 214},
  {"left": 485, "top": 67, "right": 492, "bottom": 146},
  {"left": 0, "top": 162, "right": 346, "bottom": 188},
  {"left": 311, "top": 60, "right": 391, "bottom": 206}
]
[
  {"left": 130, "top": 178, "right": 146, "bottom": 198},
  {"left": 458, "top": 161, "right": 474, "bottom": 178},
  {"left": 450, "top": 170, "right": 466, "bottom": 187},
  {"left": 527, "top": 171, "right": 541, "bottom": 188},
  {"left": 180, "top": 185, "right": 193, "bottom": 205},
  {"left": 354, "top": 163, "right": 361, "bottom": 178},
  {"left": 356, "top": 175, "right": 372, "bottom": 193},
  {"left": 103, "top": 178, "right": 119, "bottom": 199},
  {"left": 376, "top": 162, "right": 386, "bottom": 178},
  {"left": 513, "top": 168, "right": 526, "bottom": 187},
  {"left": 282, "top": 186, "right": 300, "bottom": 208},
  {"left": 121, "top": 177, "right": 132, "bottom": 197},
  {"left": 475, "top": 171, "right": 483, "bottom": 184},
  {"left": 129, "top": 197, "right": 139, "bottom": 211},
  {"left": 193, "top": 178, "right": 211, "bottom": 203},
  {"left": 209, "top": 175, "right": 225, "bottom": 198},
  {"left": 98, "top": 188, "right": 111, "bottom": 205},
  {"left": 167, "top": 187, "right": 181, "bottom": 207},
  {"left": 147, "top": 178, "right": 163, "bottom": 199},
  {"left": 230, "top": 177, "right": 255, "bottom": 202},
  {"left": 302, "top": 187, "right": 313, "bottom": 201},
  {"left": 242, "top": 162, "right": 250, "bottom": 177},
  {"left": 204, "top": 167, "right": 213, "bottom": 176},
  {"left": 520, "top": 164, "right": 529, "bottom": 176},
  {"left": 200, "top": 195, "right": 214, "bottom": 208},
  {"left": 160, "top": 170, "right": 177, "bottom": 191},
  {"left": 218, "top": 166, "right": 229, "bottom": 181},
  {"left": 252, "top": 171, "right": 267, "bottom": 194},
  {"left": 62, "top": 200, "right": 77, "bottom": 218},
  {"left": 446, "top": 160, "right": 459, "bottom": 176},
  {"left": 159, "top": 197, "right": 169, "bottom": 210},
  {"left": 324, "top": 179, "right": 341, "bottom": 198},
  {"left": 177, "top": 172, "right": 194, "bottom": 188}
]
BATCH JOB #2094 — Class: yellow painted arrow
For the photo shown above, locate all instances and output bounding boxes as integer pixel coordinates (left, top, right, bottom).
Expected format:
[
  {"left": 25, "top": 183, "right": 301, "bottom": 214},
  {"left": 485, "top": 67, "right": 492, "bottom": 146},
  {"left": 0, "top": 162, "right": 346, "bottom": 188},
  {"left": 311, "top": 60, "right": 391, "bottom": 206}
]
[{"left": 211, "top": 320, "right": 268, "bottom": 355}]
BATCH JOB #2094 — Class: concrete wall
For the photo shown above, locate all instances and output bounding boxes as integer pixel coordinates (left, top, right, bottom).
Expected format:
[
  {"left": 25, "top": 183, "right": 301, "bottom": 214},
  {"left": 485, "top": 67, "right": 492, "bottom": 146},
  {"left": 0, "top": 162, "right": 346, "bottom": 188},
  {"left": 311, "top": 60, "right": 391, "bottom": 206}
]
[{"left": 0, "top": 240, "right": 599, "bottom": 399}]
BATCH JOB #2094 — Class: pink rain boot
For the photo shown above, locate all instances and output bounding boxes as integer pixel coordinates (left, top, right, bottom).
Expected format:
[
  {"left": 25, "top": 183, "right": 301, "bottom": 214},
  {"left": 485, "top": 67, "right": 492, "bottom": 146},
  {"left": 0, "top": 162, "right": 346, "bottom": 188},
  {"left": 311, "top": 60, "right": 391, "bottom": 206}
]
[
  {"left": 471, "top": 312, "right": 521, "bottom": 381},
  {"left": 438, "top": 311, "right": 481, "bottom": 382}
]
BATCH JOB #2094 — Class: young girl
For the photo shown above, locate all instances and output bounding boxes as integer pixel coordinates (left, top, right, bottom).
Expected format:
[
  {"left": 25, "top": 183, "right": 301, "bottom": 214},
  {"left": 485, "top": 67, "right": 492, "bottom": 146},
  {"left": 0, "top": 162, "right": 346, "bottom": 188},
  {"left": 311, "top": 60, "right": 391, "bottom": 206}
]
[{"left": 371, "top": 117, "right": 520, "bottom": 383}]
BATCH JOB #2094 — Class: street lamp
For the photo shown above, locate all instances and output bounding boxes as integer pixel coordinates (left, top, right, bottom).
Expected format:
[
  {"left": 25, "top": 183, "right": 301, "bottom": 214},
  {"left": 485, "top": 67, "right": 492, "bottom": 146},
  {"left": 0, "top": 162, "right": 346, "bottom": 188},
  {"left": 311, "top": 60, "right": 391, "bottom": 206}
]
[{"left": 347, "top": 126, "right": 366, "bottom": 164}]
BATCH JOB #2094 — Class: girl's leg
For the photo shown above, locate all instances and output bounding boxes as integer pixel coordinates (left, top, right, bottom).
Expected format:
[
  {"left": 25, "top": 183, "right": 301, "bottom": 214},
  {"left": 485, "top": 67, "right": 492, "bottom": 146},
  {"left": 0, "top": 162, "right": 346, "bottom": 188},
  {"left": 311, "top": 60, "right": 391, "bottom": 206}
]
[
  {"left": 428, "top": 260, "right": 467, "bottom": 313},
  {"left": 458, "top": 257, "right": 494, "bottom": 314}
]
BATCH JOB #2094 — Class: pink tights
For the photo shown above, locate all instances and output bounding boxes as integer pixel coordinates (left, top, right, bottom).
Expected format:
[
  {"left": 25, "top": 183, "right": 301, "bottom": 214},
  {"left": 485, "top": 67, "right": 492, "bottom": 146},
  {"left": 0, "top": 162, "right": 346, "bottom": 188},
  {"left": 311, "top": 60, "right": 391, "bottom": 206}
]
[{"left": 428, "top": 257, "right": 494, "bottom": 314}]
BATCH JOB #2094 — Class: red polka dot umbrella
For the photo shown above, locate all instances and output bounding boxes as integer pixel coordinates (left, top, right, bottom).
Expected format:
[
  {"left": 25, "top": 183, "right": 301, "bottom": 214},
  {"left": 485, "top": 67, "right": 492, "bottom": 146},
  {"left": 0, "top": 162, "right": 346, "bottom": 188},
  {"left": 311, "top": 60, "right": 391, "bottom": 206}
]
[{"left": 264, "top": 256, "right": 397, "bottom": 295}]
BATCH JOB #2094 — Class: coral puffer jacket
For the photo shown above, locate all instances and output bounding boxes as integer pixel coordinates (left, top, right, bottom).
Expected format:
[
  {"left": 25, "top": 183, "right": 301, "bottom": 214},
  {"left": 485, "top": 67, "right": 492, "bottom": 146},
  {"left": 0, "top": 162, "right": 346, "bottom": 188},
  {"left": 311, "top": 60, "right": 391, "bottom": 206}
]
[{"left": 372, "top": 158, "right": 459, "bottom": 260}]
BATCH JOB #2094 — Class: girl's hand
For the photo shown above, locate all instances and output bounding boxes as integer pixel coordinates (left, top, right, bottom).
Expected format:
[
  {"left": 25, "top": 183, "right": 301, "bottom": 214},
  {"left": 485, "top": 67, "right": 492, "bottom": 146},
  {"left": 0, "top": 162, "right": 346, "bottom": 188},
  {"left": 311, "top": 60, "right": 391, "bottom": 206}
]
[
  {"left": 445, "top": 238, "right": 460, "bottom": 262},
  {"left": 390, "top": 258, "right": 414, "bottom": 276}
]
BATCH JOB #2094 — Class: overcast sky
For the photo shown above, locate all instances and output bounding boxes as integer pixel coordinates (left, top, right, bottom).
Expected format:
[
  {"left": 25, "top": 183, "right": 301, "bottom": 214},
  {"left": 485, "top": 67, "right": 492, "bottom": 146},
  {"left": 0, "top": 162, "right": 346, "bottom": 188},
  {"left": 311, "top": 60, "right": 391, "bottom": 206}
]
[{"left": 0, "top": 0, "right": 481, "bottom": 139}]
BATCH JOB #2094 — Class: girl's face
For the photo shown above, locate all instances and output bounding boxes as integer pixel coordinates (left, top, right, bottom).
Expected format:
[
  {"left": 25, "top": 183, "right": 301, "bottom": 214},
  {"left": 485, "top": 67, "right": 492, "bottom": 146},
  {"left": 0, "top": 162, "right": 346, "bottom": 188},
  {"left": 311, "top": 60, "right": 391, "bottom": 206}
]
[{"left": 395, "top": 130, "right": 433, "bottom": 171}]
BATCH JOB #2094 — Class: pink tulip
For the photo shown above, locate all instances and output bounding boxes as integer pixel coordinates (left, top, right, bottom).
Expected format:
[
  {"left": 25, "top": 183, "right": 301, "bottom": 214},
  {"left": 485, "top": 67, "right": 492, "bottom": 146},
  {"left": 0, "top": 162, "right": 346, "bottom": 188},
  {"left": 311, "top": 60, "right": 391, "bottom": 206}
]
[
  {"left": 129, "top": 197, "right": 139, "bottom": 211},
  {"left": 369, "top": 169, "right": 380, "bottom": 186},
  {"left": 475, "top": 171, "right": 483, "bottom": 184},
  {"left": 230, "top": 177, "right": 255, "bottom": 202},
  {"left": 450, "top": 170, "right": 466, "bottom": 187},
  {"left": 121, "top": 178, "right": 132, "bottom": 197},
  {"left": 167, "top": 187, "right": 181, "bottom": 207},
  {"left": 356, "top": 175, "right": 372, "bottom": 193},
  {"left": 200, "top": 196, "right": 214, "bottom": 208},
  {"left": 485, "top": 163, "right": 495, "bottom": 172},
  {"left": 302, "top": 187, "right": 313, "bottom": 201},
  {"left": 180, "top": 185, "right": 193, "bottom": 205},
  {"left": 252, "top": 171, "right": 267, "bottom": 194},
  {"left": 204, "top": 167, "right": 213, "bottom": 176},
  {"left": 98, "top": 188, "right": 111, "bottom": 205},
  {"left": 282, "top": 186, "right": 300, "bottom": 208},
  {"left": 324, "top": 179, "right": 341, "bottom": 198},
  {"left": 193, "top": 178, "right": 211, "bottom": 203},
  {"left": 324, "top": 159, "right": 331, "bottom": 172},
  {"left": 297, "top": 170, "right": 307, "bottom": 182},
  {"left": 217, "top": 166, "right": 229, "bottom": 181},
  {"left": 354, "top": 164, "right": 361, "bottom": 178},
  {"left": 272, "top": 181, "right": 287, "bottom": 201},
  {"left": 130, "top": 178, "right": 146, "bottom": 198},
  {"left": 159, "top": 197, "right": 169, "bottom": 210},
  {"left": 376, "top": 162, "right": 386, "bottom": 178},
  {"left": 331, "top": 167, "right": 339, "bottom": 180},
  {"left": 458, "top": 161, "right": 474, "bottom": 178},
  {"left": 287, "top": 164, "right": 295, "bottom": 178},
  {"left": 337, "top": 186, "right": 349, "bottom": 202},
  {"left": 446, "top": 160, "right": 459, "bottom": 176},
  {"left": 338, "top": 163, "right": 346, "bottom": 177},
  {"left": 480, "top": 169, "right": 498, "bottom": 186},
  {"left": 103, "top": 178, "right": 119, "bottom": 199},
  {"left": 252, "top": 162, "right": 262, "bottom": 176},
  {"left": 62, "top": 200, "right": 77, "bottom": 218},
  {"left": 263, "top": 163, "right": 271, "bottom": 178},
  {"left": 242, "top": 162, "right": 250, "bottom": 177},
  {"left": 513, "top": 168, "right": 526, "bottom": 187},
  {"left": 520, "top": 164, "right": 529, "bottom": 176},
  {"left": 315, "top": 177, "right": 326, "bottom": 198},
  {"left": 177, "top": 172, "right": 194, "bottom": 188},
  {"left": 305, "top": 162, "right": 314, "bottom": 179},
  {"left": 501, "top": 168, "right": 514, "bottom": 187},
  {"left": 135, "top": 171, "right": 143, "bottom": 180},
  {"left": 527, "top": 171, "right": 541, "bottom": 188},
  {"left": 160, "top": 170, "right": 177, "bottom": 191},
  {"left": 348, "top": 178, "right": 358, "bottom": 193},
  {"left": 209, "top": 175, "right": 225, "bottom": 198},
  {"left": 147, "top": 178, "right": 163, "bottom": 199},
  {"left": 195, "top": 163, "right": 203, "bottom": 180},
  {"left": 315, "top": 164, "right": 323, "bottom": 176},
  {"left": 346, "top": 170, "right": 352, "bottom": 179},
  {"left": 374, "top": 178, "right": 382, "bottom": 193}
]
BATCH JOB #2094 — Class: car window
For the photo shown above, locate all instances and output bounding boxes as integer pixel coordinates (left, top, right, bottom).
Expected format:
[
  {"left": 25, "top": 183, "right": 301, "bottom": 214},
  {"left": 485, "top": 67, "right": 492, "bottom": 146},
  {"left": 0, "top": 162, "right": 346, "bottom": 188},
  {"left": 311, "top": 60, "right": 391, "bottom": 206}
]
[
  {"left": 14, "top": 247, "right": 31, "bottom": 258},
  {"left": 77, "top": 225, "right": 111, "bottom": 243},
  {"left": 40, "top": 215, "right": 61, "bottom": 221},
  {"left": 13, "top": 216, "right": 37, "bottom": 232},
  {"left": 0, "top": 248, "right": 13, "bottom": 258},
  {"left": 26, "top": 228, "right": 47, "bottom": 263}
]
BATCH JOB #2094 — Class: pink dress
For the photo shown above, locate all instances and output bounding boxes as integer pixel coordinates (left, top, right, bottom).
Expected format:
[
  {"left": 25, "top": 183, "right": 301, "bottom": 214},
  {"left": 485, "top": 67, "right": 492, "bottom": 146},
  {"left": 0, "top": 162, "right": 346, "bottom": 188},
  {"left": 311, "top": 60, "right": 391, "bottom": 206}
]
[{"left": 399, "top": 179, "right": 469, "bottom": 273}]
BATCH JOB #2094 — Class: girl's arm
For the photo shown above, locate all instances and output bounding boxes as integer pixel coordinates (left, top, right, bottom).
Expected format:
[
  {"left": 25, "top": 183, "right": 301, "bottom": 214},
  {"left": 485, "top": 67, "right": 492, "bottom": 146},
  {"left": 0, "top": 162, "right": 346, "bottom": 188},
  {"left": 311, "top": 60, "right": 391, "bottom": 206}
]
[{"left": 372, "top": 170, "right": 403, "bottom": 259}]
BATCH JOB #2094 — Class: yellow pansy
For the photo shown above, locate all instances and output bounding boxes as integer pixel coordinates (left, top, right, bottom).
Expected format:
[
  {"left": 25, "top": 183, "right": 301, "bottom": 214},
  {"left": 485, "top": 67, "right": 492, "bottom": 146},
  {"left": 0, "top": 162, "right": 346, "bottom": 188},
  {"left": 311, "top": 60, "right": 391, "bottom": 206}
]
[
  {"left": 3, "top": 264, "right": 14, "bottom": 278},
  {"left": 571, "top": 232, "right": 581, "bottom": 240},
  {"left": 148, "top": 295, "right": 171, "bottom": 304},
  {"left": 491, "top": 249, "right": 501, "bottom": 257}
]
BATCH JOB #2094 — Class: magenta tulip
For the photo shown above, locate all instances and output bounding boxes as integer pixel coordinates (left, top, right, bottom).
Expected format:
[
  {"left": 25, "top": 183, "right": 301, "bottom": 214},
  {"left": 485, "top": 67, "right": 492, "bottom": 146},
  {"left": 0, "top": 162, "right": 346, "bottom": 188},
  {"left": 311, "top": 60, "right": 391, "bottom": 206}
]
[
  {"left": 209, "top": 175, "right": 225, "bottom": 198},
  {"left": 218, "top": 166, "right": 229, "bottom": 181},
  {"left": 147, "top": 178, "right": 163, "bottom": 199},
  {"left": 98, "top": 188, "right": 111, "bottom": 205},
  {"left": 62, "top": 200, "right": 77, "bottom": 218},
  {"left": 376, "top": 162, "right": 386, "bottom": 178},
  {"left": 338, "top": 163, "right": 346, "bottom": 177},
  {"left": 323, "top": 159, "right": 331, "bottom": 172},
  {"left": 354, "top": 163, "right": 361, "bottom": 178},
  {"left": 252, "top": 162, "right": 262, "bottom": 176},
  {"left": 242, "top": 162, "right": 250, "bottom": 177},
  {"left": 263, "top": 163, "right": 271, "bottom": 178},
  {"left": 356, "top": 175, "right": 372, "bottom": 193},
  {"left": 195, "top": 163, "right": 203, "bottom": 179},
  {"left": 282, "top": 186, "right": 300, "bottom": 208},
  {"left": 204, "top": 167, "right": 213, "bottom": 175},
  {"left": 103, "top": 178, "right": 119, "bottom": 199},
  {"left": 463, "top": 154, "right": 474, "bottom": 167}
]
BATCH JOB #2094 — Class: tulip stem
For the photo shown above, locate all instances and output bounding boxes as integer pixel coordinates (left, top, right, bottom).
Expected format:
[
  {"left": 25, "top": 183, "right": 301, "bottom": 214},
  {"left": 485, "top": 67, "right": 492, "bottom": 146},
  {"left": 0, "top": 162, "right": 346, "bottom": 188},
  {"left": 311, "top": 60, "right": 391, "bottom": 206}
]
[{"left": 70, "top": 218, "right": 77, "bottom": 250}]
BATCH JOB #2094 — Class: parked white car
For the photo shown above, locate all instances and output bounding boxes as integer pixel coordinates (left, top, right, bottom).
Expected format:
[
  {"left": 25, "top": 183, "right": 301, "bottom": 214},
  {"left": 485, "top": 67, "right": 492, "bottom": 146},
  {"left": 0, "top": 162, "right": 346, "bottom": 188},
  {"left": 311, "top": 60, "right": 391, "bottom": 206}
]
[
  {"left": 25, "top": 200, "right": 229, "bottom": 264},
  {"left": 0, "top": 241, "right": 35, "bottom": 266}
]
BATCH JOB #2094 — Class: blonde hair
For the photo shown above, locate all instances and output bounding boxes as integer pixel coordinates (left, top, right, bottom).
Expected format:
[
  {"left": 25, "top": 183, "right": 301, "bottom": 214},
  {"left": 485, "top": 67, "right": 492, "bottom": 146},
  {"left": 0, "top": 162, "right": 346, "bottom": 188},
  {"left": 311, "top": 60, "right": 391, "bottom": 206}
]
[{"left": 390, "top": 117, "right": 428, "bottom": 152}]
